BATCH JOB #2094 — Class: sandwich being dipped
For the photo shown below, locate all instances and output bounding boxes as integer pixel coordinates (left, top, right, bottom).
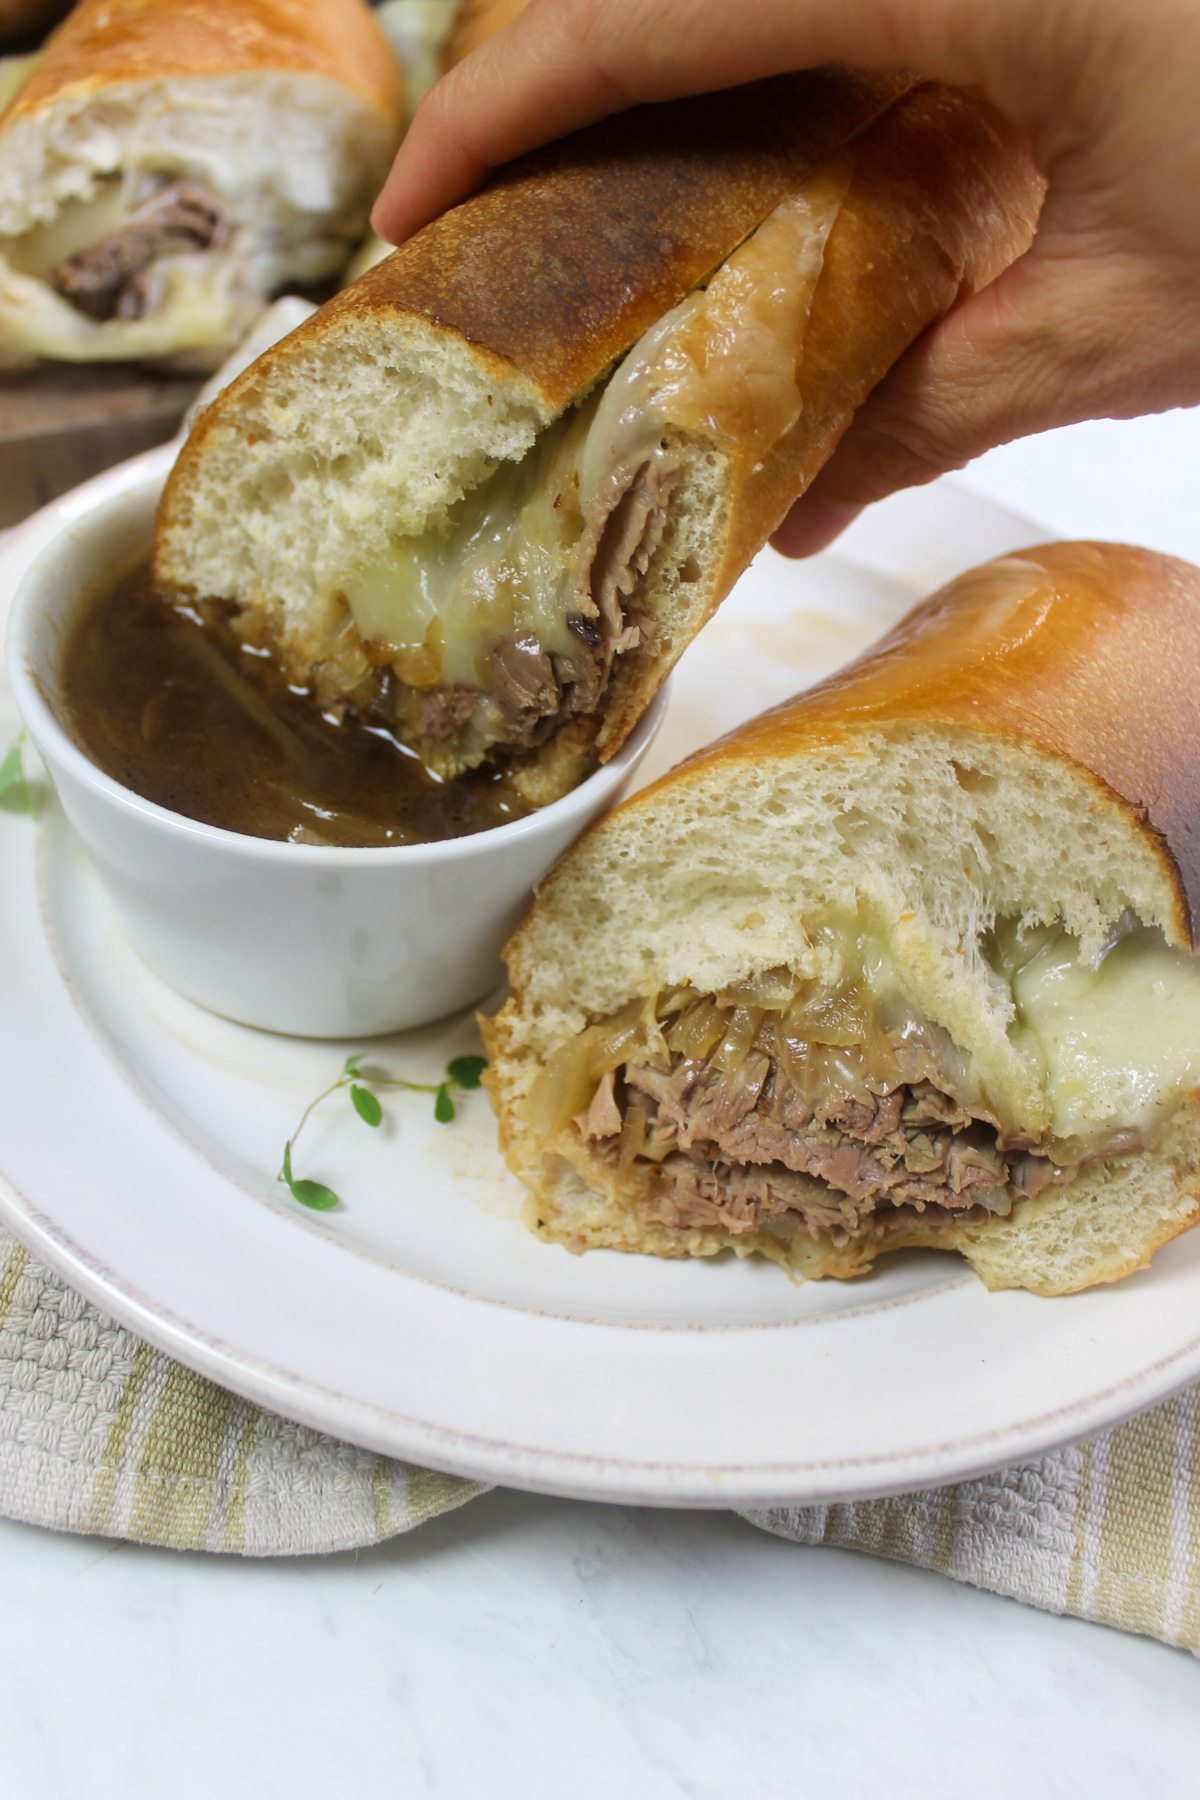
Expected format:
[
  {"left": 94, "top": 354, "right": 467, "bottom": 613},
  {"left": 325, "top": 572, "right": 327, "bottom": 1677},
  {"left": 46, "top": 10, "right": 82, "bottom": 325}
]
[
  {"left": 482, "top": 543, "right": 1200, "bottom": 1296},
  {"left": 153, "top": 69, "right": 1042, "bottom": 803}
]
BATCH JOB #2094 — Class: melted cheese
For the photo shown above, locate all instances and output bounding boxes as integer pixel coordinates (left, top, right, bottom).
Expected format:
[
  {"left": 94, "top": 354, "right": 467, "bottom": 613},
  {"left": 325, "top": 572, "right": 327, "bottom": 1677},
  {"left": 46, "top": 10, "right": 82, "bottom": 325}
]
[
  {"left": 804, "top": 908, "right": 1200, "bottom": 1147},
  {"left": 581, "top": 167, "right": 850, "bottom": 496},
  {"left": 0, "top": 53, "right": 38, "bottom": 120},
  {"left": 0, "top": 179, "right": 134, "bottom": 279},
  {"left": 343, "top": 393, "right": 596, "bottom": 688},
  {"left": 339, "top": 172, "right": 849, "bottom": 698},
  {"left": 1006, "top": 926, "right": 1200, "bottom": 1140}
]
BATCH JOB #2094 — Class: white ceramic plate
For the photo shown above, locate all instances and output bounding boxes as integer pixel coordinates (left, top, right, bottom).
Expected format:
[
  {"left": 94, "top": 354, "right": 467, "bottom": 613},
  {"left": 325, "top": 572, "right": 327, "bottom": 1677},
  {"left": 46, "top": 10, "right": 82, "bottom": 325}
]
[{"left": 4, "top": 451, "right": 1200, "bottom": 1508}]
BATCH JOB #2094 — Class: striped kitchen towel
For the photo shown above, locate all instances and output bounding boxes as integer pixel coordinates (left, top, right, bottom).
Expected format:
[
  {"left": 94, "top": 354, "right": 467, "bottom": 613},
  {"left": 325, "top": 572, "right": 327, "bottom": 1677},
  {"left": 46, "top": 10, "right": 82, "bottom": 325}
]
[
  {"left": 740, "top": 1401, "right": 1200, "bottom": 1652},
  {"left": 2, "top": 1226, "right": 1198, "bottom": 1650},
  {"left": 0, "top": 1230, "right": 482, "bottom": 1556}
]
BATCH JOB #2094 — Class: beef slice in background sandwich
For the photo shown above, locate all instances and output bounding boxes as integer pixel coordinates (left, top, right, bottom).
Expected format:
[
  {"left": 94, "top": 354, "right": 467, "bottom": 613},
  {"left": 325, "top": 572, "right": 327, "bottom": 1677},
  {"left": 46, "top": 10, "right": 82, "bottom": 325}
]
[
  {"left": 482, "top": 542, "right": 1200, "bottom": 1297},
  {"left": 0, "top": 0, "right": 403, "bottom": 369},
  {"left": 152, "top": 70, "right": 1043, "bottom": 805}
]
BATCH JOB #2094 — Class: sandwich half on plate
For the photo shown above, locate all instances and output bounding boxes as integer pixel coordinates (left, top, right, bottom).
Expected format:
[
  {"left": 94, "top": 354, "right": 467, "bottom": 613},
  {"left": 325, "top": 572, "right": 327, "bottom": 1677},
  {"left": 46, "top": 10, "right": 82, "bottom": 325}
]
[
  {"left": 0, "top": 0, "right": 402, "bottom": 367},
  {"left": 153, "top": 70, "right": 1042, "bottom": 803},
  {"left": 482, "top": 543, "right": 1200, "bottom": 1296}
]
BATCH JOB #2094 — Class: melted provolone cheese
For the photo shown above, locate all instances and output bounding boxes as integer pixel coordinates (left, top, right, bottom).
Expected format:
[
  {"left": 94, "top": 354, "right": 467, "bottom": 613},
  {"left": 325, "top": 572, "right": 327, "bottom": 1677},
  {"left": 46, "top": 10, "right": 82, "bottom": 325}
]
[
  {"left": 343, "top": 394, "right": 596, "bottom": 688},
  {"left": 0, "top": 179, "right": 133, "bottom": 279},
  {"left": 0, "top": 53, "right": 38, "bottom": 120},
  {"left": 340, "top": 172, "right": 849, "bottom": 699},
  {"left": 580, "top": 166, "right": 850, "bottom": 501},
  {"left": 1007, "top": 926, "right": 1200, "bottom": 1140}
]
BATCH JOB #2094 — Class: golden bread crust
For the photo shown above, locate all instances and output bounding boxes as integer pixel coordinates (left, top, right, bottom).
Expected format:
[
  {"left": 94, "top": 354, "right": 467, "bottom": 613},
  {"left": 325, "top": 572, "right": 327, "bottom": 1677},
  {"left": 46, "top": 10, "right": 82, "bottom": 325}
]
[
  {"left": 313, "top": 66, "right": 916, "bottom": 411},
  {"left": 632, "top": 541, "right": 1199, "bottom": 948},
  {"left": 2, "top": 0, "right": 402, "bottom": 127}
]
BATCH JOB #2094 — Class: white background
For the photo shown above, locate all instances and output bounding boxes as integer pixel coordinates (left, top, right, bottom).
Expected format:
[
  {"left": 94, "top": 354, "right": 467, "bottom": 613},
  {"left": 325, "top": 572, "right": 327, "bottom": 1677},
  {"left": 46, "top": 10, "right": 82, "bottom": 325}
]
[{"left": 3, "top": 407, "right": 1199, "bottom": 1793}]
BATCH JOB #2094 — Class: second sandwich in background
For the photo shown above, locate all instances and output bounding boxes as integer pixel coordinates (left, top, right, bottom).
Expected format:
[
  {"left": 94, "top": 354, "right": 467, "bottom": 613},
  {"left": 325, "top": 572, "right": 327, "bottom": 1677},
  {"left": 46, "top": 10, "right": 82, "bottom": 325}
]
[{"left": 0, "top": 0, "right": 402, "bottom": 368}]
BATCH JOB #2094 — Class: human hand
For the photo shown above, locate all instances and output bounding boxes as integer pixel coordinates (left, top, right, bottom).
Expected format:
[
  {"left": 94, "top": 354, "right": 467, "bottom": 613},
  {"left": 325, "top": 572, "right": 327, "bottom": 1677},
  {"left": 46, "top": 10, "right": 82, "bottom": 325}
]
[{"left": 372, "top": 0, "right": 1200, "bottom": 555}]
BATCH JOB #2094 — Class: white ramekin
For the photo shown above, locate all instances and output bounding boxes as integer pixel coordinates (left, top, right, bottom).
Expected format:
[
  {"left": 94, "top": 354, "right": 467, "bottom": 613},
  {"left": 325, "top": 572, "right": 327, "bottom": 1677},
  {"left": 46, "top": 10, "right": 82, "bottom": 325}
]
[{"left": 5, "top": 446, "right": 666, "bottom": 1037}]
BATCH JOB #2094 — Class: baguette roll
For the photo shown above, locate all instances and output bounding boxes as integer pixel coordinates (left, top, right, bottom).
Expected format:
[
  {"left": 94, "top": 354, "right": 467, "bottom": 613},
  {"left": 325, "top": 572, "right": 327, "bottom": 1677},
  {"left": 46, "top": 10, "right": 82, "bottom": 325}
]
[
  {"left": 0, "top": 0, "right": 402, "bottom": 367},
  {"left": 482, "top": 542, "right": 1200, "bottom": 1296},
  {"left": 153, "top": 72, "right": 1042, "bottom": 800}
]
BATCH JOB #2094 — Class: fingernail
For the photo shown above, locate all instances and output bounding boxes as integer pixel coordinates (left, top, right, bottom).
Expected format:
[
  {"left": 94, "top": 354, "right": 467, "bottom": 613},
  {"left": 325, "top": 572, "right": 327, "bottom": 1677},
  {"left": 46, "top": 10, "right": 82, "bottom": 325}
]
[{"left": 770, "top": 496, "right": 863, "bottom": 560}]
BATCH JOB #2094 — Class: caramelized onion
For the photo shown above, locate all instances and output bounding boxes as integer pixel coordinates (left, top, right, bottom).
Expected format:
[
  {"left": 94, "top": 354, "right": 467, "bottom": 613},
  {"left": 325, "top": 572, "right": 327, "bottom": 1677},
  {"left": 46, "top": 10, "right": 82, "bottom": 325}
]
[
  {"left": 717, "top": 966, "right": 796, "bottom": 1011},
  {"left": 522, "top": 998, "right": 647, "bottom": 1136},
  {"left": 820, "top": 1043, "right": 876, "bottom": 1106},
  {"left": 711, "top": 1005, "right": 766, "bottom": 1074},
  {"left": 881, "top": 1005, "right": 972, "bottom": 1101},
  {"left": 783, "top": 982, "right": 870, "bottom": 1047},
  {"left": 666, "top": 997, "right": 729, "bottom": 1061},
  {"left": 774, "top": 1031, "right": 822, "bottom": 1106}
]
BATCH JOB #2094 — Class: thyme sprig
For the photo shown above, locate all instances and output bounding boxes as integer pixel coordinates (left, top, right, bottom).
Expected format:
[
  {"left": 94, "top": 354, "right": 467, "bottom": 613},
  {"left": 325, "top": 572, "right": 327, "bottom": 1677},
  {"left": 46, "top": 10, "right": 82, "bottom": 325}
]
[
  {"left": 0, "top": 731, "right": 34, "bottom": 817},
  {"left": 278, "top": 1051, "right": 487, "bottom": 1210}
]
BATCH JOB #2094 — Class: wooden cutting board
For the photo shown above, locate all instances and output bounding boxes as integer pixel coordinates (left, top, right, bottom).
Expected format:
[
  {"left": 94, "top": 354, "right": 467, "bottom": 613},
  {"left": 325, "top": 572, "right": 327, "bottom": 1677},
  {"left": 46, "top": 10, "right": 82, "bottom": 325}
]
[{"left": 0, "top": 362, "right": 201, "bottom": 529}]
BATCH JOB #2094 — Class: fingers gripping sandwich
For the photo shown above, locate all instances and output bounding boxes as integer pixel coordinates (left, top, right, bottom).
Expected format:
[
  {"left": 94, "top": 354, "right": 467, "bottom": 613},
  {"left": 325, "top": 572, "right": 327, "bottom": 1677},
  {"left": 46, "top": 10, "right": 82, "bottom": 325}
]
[
  {"left": 153, "top": 71, "right": 1042, "bottom": 801},
  {"left": 0, "top": 0, "right": 402, "bottom": 367},
  {"left": 482, "top": 543, "right": 1200, "bottom": 1296}
]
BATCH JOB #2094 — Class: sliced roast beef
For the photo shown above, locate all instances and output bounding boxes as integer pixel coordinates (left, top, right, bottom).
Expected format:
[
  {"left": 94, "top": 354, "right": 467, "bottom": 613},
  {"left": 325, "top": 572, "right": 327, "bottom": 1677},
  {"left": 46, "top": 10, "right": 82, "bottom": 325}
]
[
  {"left": 592, "top": 1024, "right": 1102, "bottom": 1245},
  {"left": 574, "top": 1069, "right": 623, "bottom": 1141},
  {"left": 589, "top": 455, "right": 680, "bottom": 651},
  {"left": 418, "top": 686, "right": 479, "bottom": 743},
  {"left": 402, "top": 446, "right": 683, "bottom": 765},
  {"left": 491, "top": 637, "right": 561, "bottom": 746},
  {"left": 51, "top": 181, "right": 228, "bottom": 322},
  {"left": 646, "top": 1155, "right": 996, "bottom": 1246}
]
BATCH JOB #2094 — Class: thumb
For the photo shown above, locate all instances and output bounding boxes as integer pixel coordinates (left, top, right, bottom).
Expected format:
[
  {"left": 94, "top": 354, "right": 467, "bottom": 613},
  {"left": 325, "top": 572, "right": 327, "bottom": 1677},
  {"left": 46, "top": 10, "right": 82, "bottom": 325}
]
[{"left": 771, "top": 233, "right": 1200, "bottom": 557}]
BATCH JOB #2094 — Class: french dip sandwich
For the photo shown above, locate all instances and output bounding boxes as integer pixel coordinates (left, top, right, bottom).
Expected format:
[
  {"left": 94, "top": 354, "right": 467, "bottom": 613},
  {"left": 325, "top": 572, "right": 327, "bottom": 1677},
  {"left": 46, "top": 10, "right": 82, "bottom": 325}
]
[
  {"left": 0, "top": 0, "right": 402, "bottom": 367},
  {"left": 482, "top": 543, "right": 1200, "bottom": 1296},
  {"left": 153, "top": 71, "right": 1042, "bottom": 801}
]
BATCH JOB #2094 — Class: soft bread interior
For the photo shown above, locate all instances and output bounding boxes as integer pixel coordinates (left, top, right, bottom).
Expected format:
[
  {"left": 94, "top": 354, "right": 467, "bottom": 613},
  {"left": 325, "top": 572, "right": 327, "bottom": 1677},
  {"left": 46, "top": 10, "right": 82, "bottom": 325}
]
[
  {"left": 0, "top": 71, "right": 396, "bottom": 361},
  {"left": 483, "top": 722, "right": 1200, "bottom": 1293},
  {"left": 155, "top": 309, "right": 557, "bottom": 649}
]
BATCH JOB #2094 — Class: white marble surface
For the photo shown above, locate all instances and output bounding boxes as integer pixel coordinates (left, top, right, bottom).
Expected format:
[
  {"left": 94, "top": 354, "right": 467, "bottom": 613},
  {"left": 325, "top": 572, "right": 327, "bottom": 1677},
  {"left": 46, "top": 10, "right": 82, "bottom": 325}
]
[
  {"left": 3, "top": 406, "right": 1199, "bottom": 1791},
  {"left": 2, "top": 1493, "right": 1199, "bottom": 1798}
]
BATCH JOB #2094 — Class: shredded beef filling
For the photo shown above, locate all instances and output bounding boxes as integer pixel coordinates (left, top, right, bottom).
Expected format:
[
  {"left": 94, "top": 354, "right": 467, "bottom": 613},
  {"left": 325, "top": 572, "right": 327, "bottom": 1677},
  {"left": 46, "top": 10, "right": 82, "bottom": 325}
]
[
  {"left": 50, "top": 180, "right": 228, "bottom": 322},
  {"left": 576, "top": 1045, "right": 1090, "bottom": 1248},
  {"left": 383, "top": 452, "right": 681, "bottom": 761}
]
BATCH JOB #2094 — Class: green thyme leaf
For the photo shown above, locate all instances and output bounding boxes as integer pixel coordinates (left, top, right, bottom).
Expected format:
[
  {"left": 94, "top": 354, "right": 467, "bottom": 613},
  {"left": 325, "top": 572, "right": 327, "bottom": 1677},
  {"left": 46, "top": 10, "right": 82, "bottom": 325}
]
[
  {"left": 287, "top": 1177, "right": 340, "bottom": 1210},
  {"left": 0, "top": 733, "right": 32, "bottom": 816},
  {"left": 350, "top": 1083, "right": 383, "bottom": 1127},
  {"left": 446, "top": 1054, "right": 487, "bottom": 1090},
  {"left": 280, "top": 1046, "right": 479, "bottom": 1206},
  {"left": 278, "top": 1139, "right": 339, "bottom": 1208}
]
